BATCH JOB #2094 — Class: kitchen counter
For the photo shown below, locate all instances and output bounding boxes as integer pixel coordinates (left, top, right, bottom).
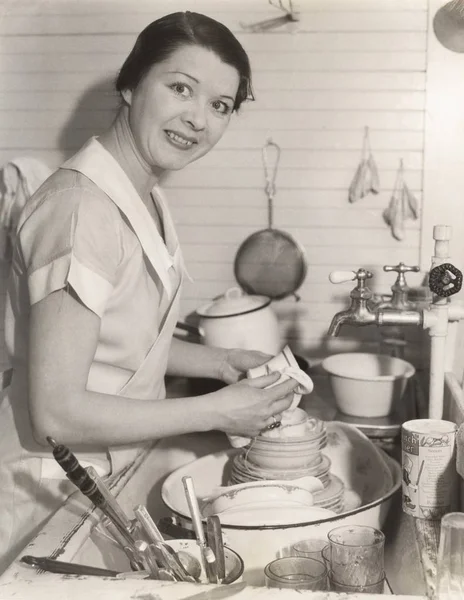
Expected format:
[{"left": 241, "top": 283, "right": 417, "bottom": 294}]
[{"left": 0, "top": 372, "right": 443, "bottom": 599}]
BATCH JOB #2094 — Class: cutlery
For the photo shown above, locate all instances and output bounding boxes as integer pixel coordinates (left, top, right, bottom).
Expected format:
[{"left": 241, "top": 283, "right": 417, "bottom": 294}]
[
  {"left": 133, "top": 504, "right": 165, "bottom": 543},
  {"left": 20, "top": 555, "right": 120, "bottom": 577},
  {"left": 150, "top": 540, "right": 197, "bottom": 583},
  {"left": 182, "top": 475, "right": 218, "bottom": 584},
  {"left": 206, "top": 515, "right": 226, "bottom": 582}
]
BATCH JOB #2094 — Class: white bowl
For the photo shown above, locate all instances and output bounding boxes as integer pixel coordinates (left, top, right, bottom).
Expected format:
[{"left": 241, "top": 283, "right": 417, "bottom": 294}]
[
  {"left": 246, "top": 447, "right": 324, "bottom": 471},
  {"left": 322, "top": 352, "right": 415, "bottom": 418}
]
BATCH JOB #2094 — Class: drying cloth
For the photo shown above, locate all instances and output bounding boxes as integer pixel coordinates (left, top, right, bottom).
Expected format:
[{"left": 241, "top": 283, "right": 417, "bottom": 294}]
[
  {"left": 348, "top": 127, "right": 380, "bottom": 203},
  {"left": 383, "top": 159, "right": 419, "bottom": 241},
  {"left": 228, "top": 367, "right": 314, "bottom": 449},
  {"left": 0, "top": 157, "right": 53, "bottom": 259},
  {"left": 456, "top": 422, "right": 464, "bottom": 480}
]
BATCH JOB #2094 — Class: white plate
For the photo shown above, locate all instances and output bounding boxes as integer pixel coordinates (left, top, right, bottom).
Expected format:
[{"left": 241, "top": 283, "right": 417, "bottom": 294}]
[{"left": 216, "top": 505, "right": 336, "bottom": 527}]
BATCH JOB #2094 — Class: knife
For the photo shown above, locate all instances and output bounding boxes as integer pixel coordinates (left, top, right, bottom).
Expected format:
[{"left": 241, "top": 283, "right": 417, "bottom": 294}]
[
  {"left": 20, "top": 555, "right": 120, "bottom": 577},
  {"left": 181, "top": 581, "right": 247, "bottom": 600},
  {"left": 206, "top": 515, "right": 226, "bottom": 582}
]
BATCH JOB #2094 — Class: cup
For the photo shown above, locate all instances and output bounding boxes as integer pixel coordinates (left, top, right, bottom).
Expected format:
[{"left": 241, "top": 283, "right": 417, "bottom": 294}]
[
  {"left": 264, "top": 556, "right": 327, "bottom": 590},
  {"left": 401, "top": 419, "right": 458, "bottom": 519},
  {"left": 248, "top": 345, "right": 299, "bottom": 380},
  {"left": 328, "top": 571, "right": 386, "bottom": 593},
  {"left": 291, "top": 538, "right": 329, "bottom": 561},
  {"left": 327, "top": 525, "right": 385, "bottom": 587},
  {"left": 436, "top": 512, "right": 464, "bottom": 599}
]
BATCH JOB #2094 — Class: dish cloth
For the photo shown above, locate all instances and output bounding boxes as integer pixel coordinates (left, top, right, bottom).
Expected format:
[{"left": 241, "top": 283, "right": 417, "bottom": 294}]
[
  {"left": 348, "top": 126, "right": 380, "bottom": 203},
  {"left": 0, "top": 157, "right": 53, "bottom": 259},
  {"left": 456, "top": 422, "right": 464, "bottom": 480},
  {"left": 228, "top": 367, "right": 314, "bottom": 448},
  {"left": 383, "top": 158, "right": 419, "bottom": 241}
]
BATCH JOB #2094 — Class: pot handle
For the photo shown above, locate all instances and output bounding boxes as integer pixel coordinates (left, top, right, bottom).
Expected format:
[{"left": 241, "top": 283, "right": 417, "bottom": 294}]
[
  {"left": 175, "top": 321, "right": 205, "bottom": 338},
  {"left": 157, "top": 516, "right": 196, "bottom": 540}
]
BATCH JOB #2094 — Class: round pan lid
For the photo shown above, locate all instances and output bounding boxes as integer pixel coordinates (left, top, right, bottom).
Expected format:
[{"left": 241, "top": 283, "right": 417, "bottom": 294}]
[{"left": 196, "top": 286, "right": 270, "bottom": 318}]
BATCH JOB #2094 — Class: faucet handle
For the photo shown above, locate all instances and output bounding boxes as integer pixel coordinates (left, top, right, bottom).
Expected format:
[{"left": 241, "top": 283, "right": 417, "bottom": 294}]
[
  {"left": 384, "top": 263, "right": 420, "bottom": 278},
  {"left": 329, "top": 269, "right": 373, "bottom": 284},
  {"left": 329, "top": 270, "right": 358, "bottom": 284}
]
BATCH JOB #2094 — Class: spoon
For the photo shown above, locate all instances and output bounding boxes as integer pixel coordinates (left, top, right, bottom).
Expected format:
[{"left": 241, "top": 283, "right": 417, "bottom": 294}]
[{"left": 177, "top": 550, "right": 202, "bottom": 581}]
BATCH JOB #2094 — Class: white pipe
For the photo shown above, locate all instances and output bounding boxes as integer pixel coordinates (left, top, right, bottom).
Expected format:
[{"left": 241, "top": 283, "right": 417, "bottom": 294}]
[
  {"left": 428, "top": 225, "right": 451, "bottom": 420},
  {"left": 428, "top": 306, "right": 448, "bottom": 419}
]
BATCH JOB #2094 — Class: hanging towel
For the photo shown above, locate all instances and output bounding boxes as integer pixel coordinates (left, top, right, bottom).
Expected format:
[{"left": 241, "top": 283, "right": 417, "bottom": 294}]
[
  {"left": 0, "top": 157, "right": 53, "bottom": 259},
  {"left": 348, "top": 126, "right": 380, "bottom": 203},
  {"left": 383, "top": 159, "right": 419, "bottom": 241}
]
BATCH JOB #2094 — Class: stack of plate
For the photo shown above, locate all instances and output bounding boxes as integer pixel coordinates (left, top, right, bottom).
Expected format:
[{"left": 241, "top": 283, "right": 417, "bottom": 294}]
[
  {"left": 227, "top": 415, "right": 346, "bottom": 512},
  {"left": 312, "top": 474, "right": 345, "bottom": 513},
  {"left": 230, "top": 452, "right": 332, "bottom": 487}
]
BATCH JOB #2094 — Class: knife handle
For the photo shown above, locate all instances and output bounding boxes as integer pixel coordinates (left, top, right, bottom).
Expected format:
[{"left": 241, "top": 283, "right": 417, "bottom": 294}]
[{"left": 206, "top": 515, "right": 226, "bottom": 581}]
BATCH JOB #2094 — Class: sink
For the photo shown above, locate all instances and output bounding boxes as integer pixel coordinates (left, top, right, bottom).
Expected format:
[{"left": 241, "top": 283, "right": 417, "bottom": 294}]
[{"left": 0, "top": 374, "right": 430, "bottom": 597}]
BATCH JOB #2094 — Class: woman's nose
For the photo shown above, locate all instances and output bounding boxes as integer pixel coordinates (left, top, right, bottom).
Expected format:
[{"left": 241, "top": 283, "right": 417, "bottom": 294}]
[{"left": 183, "top": 101, "right": 206, "bottom": 131}]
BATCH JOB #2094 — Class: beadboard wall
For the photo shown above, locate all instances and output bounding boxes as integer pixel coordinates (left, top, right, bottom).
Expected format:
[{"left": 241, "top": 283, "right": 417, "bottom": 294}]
[{"left": 0, "top": 0, "right": 430, "bottom": 370}]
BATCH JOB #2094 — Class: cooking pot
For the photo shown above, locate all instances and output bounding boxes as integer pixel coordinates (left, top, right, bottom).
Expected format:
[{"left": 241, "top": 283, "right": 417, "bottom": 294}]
[
  {"left": 157, "top": 423, "right": 402, "bottom": 587},
  {"left": 178, "top": 287, "right": 281, "bottom": 355}
]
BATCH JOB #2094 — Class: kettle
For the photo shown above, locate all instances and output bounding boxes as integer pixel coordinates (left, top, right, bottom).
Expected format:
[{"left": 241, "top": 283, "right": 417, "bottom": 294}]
[{"left": 186, "top": 287, "right": 281, "bottom": 354}]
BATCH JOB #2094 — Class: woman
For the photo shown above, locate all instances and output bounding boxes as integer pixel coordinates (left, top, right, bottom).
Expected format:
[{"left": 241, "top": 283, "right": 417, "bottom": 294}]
[{"left": 0, "top": 12, "right": 297, "bottom": 572}]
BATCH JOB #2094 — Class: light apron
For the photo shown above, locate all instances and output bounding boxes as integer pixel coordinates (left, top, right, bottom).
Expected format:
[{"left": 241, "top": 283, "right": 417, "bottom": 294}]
[{"left": 0, "top": 137, "right": 187, "bottom": 572}]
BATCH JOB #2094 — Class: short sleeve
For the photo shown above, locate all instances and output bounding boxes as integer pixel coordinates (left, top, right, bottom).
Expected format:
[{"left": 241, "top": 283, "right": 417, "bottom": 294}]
[{"left": 19, "top": 180, "right": 122, "bottom": 317}]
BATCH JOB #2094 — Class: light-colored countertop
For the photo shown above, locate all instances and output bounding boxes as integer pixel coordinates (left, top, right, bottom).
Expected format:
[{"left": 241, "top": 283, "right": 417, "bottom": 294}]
[{"left": 0, "top": 373, "right": 436, "bottom": 599}]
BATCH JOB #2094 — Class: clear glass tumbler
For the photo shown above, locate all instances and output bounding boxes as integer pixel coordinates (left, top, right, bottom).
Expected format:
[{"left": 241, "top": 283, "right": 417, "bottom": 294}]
[
  {"left": 291, "top": 538, "right": 329, "bottom": 561},
  {"left": 328, "top": 572, "right": 386, "bottom": 594},
  {"left": 436, "top": 512, "right": 464, "bottom": 600},
  {"left": 327, "top": 524, "right": 385, "bottom": 587},
  {"left": 264, "top": 556, "right": 327, "bottom": 590}
]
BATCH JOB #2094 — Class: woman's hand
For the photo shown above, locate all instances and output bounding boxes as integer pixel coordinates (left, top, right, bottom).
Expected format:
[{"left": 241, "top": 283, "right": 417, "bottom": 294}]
[
  {"left": 209, "top": 372, "right": 299, "bottom": 438},
  {"left": 217, "top": 348, "right": 272, "bottom": 384}
]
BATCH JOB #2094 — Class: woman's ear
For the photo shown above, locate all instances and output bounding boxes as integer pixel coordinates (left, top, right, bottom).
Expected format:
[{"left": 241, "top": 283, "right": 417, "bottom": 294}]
[{"left": 121, "top": 89, "right": 133, "bottom": 106}]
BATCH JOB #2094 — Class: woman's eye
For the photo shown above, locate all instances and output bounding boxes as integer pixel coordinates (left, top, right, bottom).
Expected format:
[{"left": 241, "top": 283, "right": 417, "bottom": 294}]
[
  {"left": 211, "top": 100, "right": 231, "bottom": 115},
  {"left": 170, "top": 83, "right": 190, "bottom": 98}
]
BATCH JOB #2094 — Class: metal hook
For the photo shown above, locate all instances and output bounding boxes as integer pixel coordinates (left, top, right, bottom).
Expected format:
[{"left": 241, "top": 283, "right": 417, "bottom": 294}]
[
  {"left": 240, "top": 0, "right": 298, "bottom": 33},
  {"left": 262, "top": 139, "right": 281, "bottom": 227},
  {"left": 269, "top": 0, "right": 296, "bottom": 17}
]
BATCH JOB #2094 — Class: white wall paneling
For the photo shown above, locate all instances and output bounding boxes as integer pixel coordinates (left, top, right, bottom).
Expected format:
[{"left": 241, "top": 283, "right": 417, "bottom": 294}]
[{"left": 0, "top": 0, "right": 430, "bottom": 360}]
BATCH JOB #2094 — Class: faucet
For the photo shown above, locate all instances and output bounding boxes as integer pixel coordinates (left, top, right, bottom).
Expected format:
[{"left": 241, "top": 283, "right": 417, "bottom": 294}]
[
  {"left": 326, "top": 226, "right": 464, "bottom": 419},
  {"left": 327, "top": 268, "right": 423, "bottom": 337},
  {"left": 369, "top": 263, "right": 420, "bottom": 311}
]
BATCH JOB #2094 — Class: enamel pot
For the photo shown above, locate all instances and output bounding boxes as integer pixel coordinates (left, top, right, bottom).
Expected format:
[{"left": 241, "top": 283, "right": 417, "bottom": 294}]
[{"left": 190, "top": 287, "right": 281, "bottom": 355}]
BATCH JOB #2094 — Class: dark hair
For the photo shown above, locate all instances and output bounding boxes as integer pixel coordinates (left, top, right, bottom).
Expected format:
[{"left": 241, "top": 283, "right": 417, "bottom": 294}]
[{"left": 116, "top": 11, "right": 254, "bottom": 111}]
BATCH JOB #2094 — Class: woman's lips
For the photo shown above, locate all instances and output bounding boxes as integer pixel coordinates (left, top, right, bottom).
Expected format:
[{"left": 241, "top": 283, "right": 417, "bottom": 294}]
[{"left": 165, "top": 130, "right": 197, "bottom": 148}]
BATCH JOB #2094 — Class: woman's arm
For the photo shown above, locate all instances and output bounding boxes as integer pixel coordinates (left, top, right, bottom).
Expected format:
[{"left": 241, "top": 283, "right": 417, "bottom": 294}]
[
  {"left": 29, "top": 289, "right": 296, "bottom": 447},
  {"left": 167, "top": 336, "right": 271, "bottom": 383}
]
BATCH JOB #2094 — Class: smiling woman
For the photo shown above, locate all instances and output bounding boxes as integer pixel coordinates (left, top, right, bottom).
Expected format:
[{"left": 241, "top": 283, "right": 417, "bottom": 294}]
[
  {"left": 120, "top": 45, "right": 241, "bottom": 172},
  {"left": 0, "top": 11, "right": 300, "bottom": 574}
]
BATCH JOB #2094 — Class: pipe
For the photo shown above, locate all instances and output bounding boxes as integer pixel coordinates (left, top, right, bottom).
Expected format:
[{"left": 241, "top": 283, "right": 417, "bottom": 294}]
[{"left": 428, "top": 225, "right": 452, "bottom": 420}]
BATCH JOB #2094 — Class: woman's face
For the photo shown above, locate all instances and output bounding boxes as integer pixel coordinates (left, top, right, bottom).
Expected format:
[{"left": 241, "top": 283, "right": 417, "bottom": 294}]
[{"left": 123, "top": 44, "right": 240, "bottom": 172}]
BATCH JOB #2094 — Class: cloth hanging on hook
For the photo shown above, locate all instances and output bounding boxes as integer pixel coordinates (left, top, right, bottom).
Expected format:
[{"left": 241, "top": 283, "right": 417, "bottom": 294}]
[
  {"left": 348, "top": 127, "right": 380, "bottom": 203},
  {"left": 383, "top": 159, "right": 419, "bottom": 241}
]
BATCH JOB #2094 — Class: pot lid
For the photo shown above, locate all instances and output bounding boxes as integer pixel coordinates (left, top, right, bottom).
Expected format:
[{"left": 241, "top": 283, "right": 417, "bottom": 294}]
[{"left": 196, "top": 287, "right": 271, "bottom": 318}]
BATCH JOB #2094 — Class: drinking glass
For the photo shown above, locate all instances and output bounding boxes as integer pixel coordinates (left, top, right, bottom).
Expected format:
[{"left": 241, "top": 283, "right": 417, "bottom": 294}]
[
  {"left": 291, "top": 538, "right": 329, "bottom": 561},
  {"left": 328, "top": 571, "right": 386, "bottom": 593},
  {"left": 264, "top": 556, "right": 327, "bottom": 590},
  {"left": 436, "top": 512, "right": 464, "bottom": 599},
  {"left": 327, "top": 525, "right": 385, "bottom": 587}
]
